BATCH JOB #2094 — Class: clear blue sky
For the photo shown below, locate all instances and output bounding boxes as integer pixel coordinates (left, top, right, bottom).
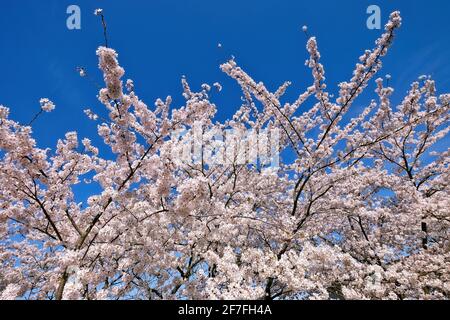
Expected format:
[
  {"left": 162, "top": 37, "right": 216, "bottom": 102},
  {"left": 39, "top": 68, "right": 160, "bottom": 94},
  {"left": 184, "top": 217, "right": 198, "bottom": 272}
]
[{"left": 1, "top": 0, "right": 449, "bottom": 152}]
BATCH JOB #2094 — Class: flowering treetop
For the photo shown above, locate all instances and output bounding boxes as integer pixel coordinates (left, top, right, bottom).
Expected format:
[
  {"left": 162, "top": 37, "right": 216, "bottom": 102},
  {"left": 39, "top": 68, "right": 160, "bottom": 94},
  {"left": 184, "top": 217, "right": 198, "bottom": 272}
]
[{"left": 0, "top": 11, "right": 449, "bottom": 300}]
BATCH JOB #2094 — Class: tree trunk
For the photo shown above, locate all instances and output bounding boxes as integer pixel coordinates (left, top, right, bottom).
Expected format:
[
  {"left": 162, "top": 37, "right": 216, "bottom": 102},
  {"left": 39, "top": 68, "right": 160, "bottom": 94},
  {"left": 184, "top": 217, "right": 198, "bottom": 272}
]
[{"left": 55, "top": 269, "right": 69, "bottom": 300}]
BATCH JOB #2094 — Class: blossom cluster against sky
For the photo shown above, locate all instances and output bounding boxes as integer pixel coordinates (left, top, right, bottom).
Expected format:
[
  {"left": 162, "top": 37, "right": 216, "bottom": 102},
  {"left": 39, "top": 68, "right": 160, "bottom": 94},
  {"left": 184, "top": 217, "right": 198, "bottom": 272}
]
[{"left": 0, "top": 0, "right": 449, "bottom": 156}]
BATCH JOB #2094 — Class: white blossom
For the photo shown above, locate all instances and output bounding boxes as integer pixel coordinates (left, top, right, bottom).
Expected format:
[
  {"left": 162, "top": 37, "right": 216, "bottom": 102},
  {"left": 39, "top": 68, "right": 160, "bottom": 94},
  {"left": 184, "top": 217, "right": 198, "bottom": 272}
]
[{"left": 39, "top": 98, "right": 55, "bottom": 112}]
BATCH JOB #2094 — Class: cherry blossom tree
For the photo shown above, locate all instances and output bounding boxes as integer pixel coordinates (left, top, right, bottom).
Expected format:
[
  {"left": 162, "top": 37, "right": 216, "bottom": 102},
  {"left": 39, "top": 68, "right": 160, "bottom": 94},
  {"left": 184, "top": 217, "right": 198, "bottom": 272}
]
[{"left": 0, "top": 10, "right": 448, "bottom": 300}]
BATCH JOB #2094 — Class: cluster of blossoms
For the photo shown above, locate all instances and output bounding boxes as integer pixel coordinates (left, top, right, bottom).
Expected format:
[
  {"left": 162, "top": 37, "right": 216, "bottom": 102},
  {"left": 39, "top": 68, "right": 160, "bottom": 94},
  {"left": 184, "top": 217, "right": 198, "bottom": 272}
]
[
  {"left": 0, "top": 11, "right": 449, "bottom": 300},
  {"left": 77, "top": 67, "right": 86, "bottom": 78},
  {"left": 39, "top": 98, "right": 55, "bottom": 112},
  {"left": 94, "top": 8, "right": 103, "bottom": 16},
  {"left": 97, "top": 47, "right": 124, "bottom": 100}
]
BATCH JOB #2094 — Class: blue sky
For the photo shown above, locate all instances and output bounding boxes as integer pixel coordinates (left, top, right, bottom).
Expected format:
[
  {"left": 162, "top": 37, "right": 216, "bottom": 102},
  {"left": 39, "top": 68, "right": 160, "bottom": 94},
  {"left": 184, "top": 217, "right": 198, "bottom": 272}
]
[{"left": 1, "top": 0, "right": 449, "bottom": 152}]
